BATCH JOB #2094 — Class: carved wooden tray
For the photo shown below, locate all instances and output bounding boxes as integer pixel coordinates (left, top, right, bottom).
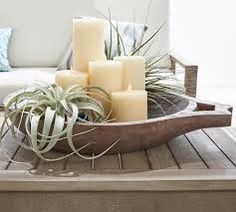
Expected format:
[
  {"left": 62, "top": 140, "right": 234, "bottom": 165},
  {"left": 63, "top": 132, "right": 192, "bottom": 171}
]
[
  {"left": 4, "top": 92, "right": 233, "bottom": 155},
  {"left": 54, "top": 94, "right": 232, "bottom": 154}
]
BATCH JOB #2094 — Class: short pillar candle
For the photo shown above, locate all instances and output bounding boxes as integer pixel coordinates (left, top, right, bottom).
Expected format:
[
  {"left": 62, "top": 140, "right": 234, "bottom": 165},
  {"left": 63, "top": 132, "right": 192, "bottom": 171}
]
[
  {"left": 89, "top": 60, "right": 123, "bottom": 92},
  {"left": 111, "top": 87, "right": 148, "bottom": 122},
  {"left": 114, "top": 56, "right": 146, "bottom": 90},
  {"left": 55, "top": 70, "right": 88, "bottom": 89},
  {"left": 89, "top": 60, "right": 123, "bottom": 115}
]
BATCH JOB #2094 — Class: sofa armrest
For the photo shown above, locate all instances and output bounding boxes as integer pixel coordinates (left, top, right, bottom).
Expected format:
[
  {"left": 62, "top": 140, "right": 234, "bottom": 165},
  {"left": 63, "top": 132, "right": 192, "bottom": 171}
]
[{"left": 170, "top": 53, "right": 198, "bottom": 97}]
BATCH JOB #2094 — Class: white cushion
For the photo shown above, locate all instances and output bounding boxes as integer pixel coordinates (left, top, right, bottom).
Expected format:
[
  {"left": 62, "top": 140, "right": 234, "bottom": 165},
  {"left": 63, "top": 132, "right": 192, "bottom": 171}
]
[{"left": 0, "top": 68, "right": 56, "bottom": 105}]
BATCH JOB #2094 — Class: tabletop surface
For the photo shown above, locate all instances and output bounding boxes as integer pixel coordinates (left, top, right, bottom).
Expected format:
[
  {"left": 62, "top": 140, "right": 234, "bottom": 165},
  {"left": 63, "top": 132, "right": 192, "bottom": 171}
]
[{"left": 1, "top": 111, "right": 236, "bottom": 192}]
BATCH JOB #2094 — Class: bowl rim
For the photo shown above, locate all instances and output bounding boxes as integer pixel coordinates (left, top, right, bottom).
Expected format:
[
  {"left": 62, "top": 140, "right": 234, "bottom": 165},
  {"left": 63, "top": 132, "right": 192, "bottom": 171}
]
[{"left": 3, "top": 87, "right": 200, "bottom": 127}]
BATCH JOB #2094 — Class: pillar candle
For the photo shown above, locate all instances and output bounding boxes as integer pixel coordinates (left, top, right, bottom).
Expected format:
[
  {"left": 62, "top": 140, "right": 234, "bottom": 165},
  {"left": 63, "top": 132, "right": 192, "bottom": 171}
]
[
  {"left": 111, "top": 87, "right": 148, "bottom": 122},
  {"left": 89, "top": 60, "right": 123, "bottom": 115},
  {"left": 73, "top": 18, "right": 106, "bottom": 72},
  {"left": 89, "top": 60, "right": 123, "bottom": 92},
  {"left": 55, "top": 70, "right": 88, "bottom": 89},
  {"left": 114, "top": 56, "right": 146, "bottom": 90}
]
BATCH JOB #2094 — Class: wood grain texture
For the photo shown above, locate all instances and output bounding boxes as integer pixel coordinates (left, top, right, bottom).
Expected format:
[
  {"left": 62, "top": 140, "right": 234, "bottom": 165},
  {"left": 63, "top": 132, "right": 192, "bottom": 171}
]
[
  {"left": 186, "top": 130, "right": 235, "bottom": 169},
  {"left": 146, "top": 144, "right": 178, "bottom": 169},
  {"left": 1, "top": 169, "right": 236, "bottom": 191},
  {"left": 204, "top": 128, "right": 236, "bottom": 166},
  {"left": 0, "top": 191, "right": 236, "bottom": 212},
  {"left": 7, "top": 139, "right": 38, "bottom": 170},
  {"left": 95, "top": 154, "right": 120, "bottom": 170},
  {"left": 167, "top": 135, "right": 207, "bottom": 169},
  {"left": 122, "top": 151, "right": 150, "bottom": 170}
]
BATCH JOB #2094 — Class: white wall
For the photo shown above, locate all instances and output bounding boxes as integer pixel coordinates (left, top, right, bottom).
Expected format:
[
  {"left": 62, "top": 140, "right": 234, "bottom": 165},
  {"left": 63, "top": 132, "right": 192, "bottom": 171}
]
[
  {"left": 170, "top": 0, "right": 236, "bottom": 122},
  {"left": 170, "top": 0, "right": 236, "bottom": 86},
  {"left": 94, "top": 0, "right": 170, "bottom": 54}
]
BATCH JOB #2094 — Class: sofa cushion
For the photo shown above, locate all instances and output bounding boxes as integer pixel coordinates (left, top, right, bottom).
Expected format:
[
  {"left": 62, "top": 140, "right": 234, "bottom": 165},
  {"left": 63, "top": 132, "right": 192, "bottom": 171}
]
[
  {"left": 0, "top": 68, "right": 56, "bottom": 105},
  {"left": 0, "top": 28, "right": 12, "bottom": 72}
]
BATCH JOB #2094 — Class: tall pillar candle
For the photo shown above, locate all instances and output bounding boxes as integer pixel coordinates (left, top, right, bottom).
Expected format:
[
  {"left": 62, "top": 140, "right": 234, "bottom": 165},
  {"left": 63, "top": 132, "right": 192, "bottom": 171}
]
[
  {"left": 111, "top": 87, "right": 148, "bottom": 122},
  {"left": 73, "top": 18, "right": 106, "bottom": 72},
  {"left": 89, "top": 60, "right": 123, "bottom": 114},
  {"left": 55, "top": 70, "right": 88, "bottom": 89},
  {"left": 114, "top": 56, "right": 146, "bottom": 90}
]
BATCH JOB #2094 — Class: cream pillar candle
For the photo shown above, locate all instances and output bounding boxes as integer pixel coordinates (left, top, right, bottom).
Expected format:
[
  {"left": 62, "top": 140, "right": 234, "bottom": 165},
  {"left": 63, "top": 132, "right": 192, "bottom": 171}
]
[
  {"left": 55, "top": 70, "right": 88, "bottom": 89},
  {"left": 111, "top": 87, "right": 148, "bottom": 122},
  {"left": 114, "top": 56, "right": 146, "bottom": 90},
  {"left": 89, "top": 60, "right": 123, "bottom": 115},
  {"left": 89, "top": 60, "right": 123, "bottom": 92},
  {"left": 73, "top": 18, "right": 106, "bottom": 72}
]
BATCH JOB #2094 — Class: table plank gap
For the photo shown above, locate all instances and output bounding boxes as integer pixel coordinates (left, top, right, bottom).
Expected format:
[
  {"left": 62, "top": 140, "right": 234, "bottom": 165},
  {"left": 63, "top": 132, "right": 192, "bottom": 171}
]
[
  {"left": 184, "top": 134, "right": 210, "bottom": 169},
  {"left": 166, "top": 142, "right": 181, "bottom": 169},
  {"left": 7, "top": 137, "right": 38, "bottom": 170},
  {"left": 146, "top": 144, "right": 179, "bottom": 170},
  {"left": 144, "top": 149, "right": 152, "bottom": 169},
  {"left": 203, "top": 128, "right": 236, "bottom": 167},
  {"left": 122, "top": 150, "right": 150, "bottom": 170},
  {"left": 0, "top": 113, "right": 10, "bottom": 139},
  {"left": 92, "top": 153, "right": 95, "bottom": 170},
  {"left": 0, "top": 130, "right": 24, "bottom": 170},
  {"left": 186, "top": 130, "right": 235, "bottom": 169},
  {"left": 168, "top": 135, "right": 207, "bottom": 169},
  {"left": 117, "top": 152, "right": 123, "bottom": 169}
]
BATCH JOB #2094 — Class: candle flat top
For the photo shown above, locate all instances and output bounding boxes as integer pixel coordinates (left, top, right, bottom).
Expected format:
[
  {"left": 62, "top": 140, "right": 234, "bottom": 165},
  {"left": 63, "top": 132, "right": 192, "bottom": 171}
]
[
  {"left": 114, "top": 56, "right": 145, "bottom": 61},
  {"left": 89, "top": 60, "right": 122, "bottom": 67},
  {"left": 73, "top": 17, "right": 104, "bottom": 24},
  {"left": 112, "top": 90, "right": 147, "bottom": 96}
]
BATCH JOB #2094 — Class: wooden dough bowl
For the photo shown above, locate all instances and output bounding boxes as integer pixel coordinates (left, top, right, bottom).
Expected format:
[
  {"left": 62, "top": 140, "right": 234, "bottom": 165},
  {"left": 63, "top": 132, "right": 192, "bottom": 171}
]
[
  {"left": 55, "top": 94, "right": 233, "bottom": 154},
  {"left": 7, "top": 94, "right": 233, "bottom": 155}
]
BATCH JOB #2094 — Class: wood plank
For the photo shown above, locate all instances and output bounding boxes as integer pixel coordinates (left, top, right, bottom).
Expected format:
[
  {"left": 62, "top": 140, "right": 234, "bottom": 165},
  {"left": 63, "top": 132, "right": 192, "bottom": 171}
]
[
  {"left": 167, "top": 135, "right": 207, "bottom": 169},
  {"left": 122, "top": 151, "right": 150, "bottom": 170},
  {"left": 146, "top": 144, "right": 178, "bottom": 170},
  {"left": 8, "top": 138, "right": 38, "bottom": 170},
  {"left": 186, "top": 130, "right": 235, "bottom": 169},
  {"left": 0, "top": 112, "right": 25, "bottom": 169},
  {"left": 65, "top": 154, "right": 91, "bottom": 171},
  {"left": 204, "top": 128, "right": 236, "bottom": 166},
  {"left": 223, "top": 127, "right": 236, "bottom": 140},
  {"left": 1, "top": 169, "right": 236, "bottom": 191},
  {"left": 36, "top": 151, "right": 67, "bottom": 171},
  {"left": 0, "top": 131, "right": 23, "bottom": 170},
  {"left": 1, "top": 191, "right": 236, "bottom": 212},
  {"left": 95, "top": 154, "right": 120, "bottom": 170}
]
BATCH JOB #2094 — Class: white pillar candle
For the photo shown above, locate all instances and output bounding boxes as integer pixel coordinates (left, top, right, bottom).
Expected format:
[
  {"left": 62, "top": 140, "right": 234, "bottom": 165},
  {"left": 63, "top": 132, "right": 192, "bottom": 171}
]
[
  {"left": 111, "top": 87, "right": 148, "bottom": 122},
  {"left": 73, "top": 18, "right": 106, "bottom": 72},
  {"left": 114, "top": 56, "right": 146, "bottom": 90},
  {"left": 55, "top": 70, "right": 88, "bottom": 89}
]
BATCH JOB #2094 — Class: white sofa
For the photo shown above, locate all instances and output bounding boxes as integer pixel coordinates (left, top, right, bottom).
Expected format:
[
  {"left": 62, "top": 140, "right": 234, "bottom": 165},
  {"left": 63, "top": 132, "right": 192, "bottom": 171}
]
[
  {"left": 0, "top": 0, "right": 169, "bottom": 105},
  {"left": 0, "top": 68, "right": 55, "bottom": 105}
]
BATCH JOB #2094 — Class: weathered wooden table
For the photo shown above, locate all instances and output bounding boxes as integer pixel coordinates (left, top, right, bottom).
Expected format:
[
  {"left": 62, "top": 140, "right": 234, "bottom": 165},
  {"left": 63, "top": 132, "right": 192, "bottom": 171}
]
[{"left": 0, "top": 111, "right": 236, "bottom": 212}]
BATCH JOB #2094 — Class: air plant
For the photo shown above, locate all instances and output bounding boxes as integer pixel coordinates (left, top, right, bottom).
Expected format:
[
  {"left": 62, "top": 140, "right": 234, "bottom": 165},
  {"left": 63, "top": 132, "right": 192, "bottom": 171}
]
[{"left": 0, "top": 84, "right": 119, "bottom": 162}]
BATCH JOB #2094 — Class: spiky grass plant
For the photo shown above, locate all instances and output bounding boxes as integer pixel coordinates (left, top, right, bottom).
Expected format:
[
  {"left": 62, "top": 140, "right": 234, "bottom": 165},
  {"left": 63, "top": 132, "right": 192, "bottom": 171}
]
[
  {"left": 0, "top": 84, "right": 119, "bottom": 162},
  {"left": 99, "top": 7, "right": 185, "bottom": 105}
]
